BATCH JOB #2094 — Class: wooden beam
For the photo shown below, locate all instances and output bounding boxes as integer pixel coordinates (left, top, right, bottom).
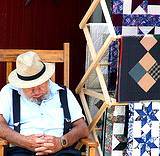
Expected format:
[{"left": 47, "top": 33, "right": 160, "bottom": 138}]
[
  {"left": 79, "top": 90, "right": 92, "bottom": 124},
  {"left": 88, "top": 102, "right": 109, "bottom": 132},
  {"left": 6, "top": 62, "right": 12, "bottom": 83},
  {"left": 83, "top": 88, "right": 104, "bottom": 101},
  {"left": 0, "top": 50, "right": 64, "bottom": 62},
  {"left": 83, "top": 88, "right": 128, "bottom": 106},
  {"left": 63, "top": 43, "right": 70, "bottom": 88},
  {"left": 79, "top": 0, "right": 101, "bottom": 29}
]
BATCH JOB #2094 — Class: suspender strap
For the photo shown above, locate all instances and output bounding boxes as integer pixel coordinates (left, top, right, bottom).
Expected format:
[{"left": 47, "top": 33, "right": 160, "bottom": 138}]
[
  {"left": 59, "top": 87, "right": 72, "bottom": 135},
  {"left": 12, "top": 89, "right": 21, "bottom": 133}
]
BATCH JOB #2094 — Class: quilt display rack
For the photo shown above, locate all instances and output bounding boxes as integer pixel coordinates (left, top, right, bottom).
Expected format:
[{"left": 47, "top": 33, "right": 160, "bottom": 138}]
[{"left": 75, "top": 0, "right": 128, "bottom": 155}]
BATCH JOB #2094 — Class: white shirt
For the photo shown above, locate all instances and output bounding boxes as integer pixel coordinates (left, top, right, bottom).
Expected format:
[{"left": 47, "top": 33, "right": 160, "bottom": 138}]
[{"left": 0, "top": 81, "right": 84, "bottom": 137}]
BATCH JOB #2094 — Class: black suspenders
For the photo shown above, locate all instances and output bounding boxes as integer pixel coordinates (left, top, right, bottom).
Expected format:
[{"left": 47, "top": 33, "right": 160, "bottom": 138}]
[
  {"left": 12, "top": 89, "right": 21, "bottom": 133},
  {"left": 59, "top": 87, "right": 72, "bottom": 134},
  {"left": 12, "top": 87, "right": 72, "bottom": 134}
]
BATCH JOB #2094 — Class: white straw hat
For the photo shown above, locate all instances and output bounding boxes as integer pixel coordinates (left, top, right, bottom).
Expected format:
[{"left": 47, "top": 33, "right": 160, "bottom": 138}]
[{"left": 8, "top": 51, "right": 55, "bottom": 88}]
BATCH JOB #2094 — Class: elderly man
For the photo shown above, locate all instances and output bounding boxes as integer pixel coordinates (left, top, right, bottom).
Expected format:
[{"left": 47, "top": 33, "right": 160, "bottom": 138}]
[{"left": 0, "top": 52, "right": 89, "bottom": 156}]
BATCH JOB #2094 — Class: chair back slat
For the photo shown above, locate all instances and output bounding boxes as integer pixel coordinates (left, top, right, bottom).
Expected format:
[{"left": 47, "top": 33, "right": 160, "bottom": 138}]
[{"left": 0, "top": 43, "right": 70, "bottom": 88}]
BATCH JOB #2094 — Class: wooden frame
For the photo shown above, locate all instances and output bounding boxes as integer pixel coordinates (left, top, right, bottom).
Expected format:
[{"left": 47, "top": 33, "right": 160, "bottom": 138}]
[
  {"left": 75, "top": 0, "right": 129, "bottom": 155},
  {"left": 0, "top": 43, "right": 98, "bottom": 156}
]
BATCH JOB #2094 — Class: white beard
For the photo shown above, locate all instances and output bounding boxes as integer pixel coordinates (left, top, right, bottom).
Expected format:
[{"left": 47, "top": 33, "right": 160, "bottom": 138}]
[{"left": 22, "top": 91, "right": 50, "bottom": 105}]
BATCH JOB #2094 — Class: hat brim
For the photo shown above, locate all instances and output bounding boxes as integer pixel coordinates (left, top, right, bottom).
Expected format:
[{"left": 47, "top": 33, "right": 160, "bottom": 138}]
[{"left": 8, "top": 63, "right": 55, "bottom": 88}]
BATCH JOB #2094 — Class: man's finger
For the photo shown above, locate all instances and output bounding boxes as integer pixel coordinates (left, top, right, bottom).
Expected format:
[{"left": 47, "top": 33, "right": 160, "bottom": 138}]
[
  {"left": 36, "top": 138, "right": 46, "bottom": 143},
  {"left": 43, "top": 142, "right": 54, "bottom": 147},
  {"left": 36, "top": 150, "right": 53, "bottom": 155},
  {"left": 35, "top": 146, "right": 47, "bottom": 152},
  {"left": 44, "top": 149, "right": 52, "bottom": 153}
]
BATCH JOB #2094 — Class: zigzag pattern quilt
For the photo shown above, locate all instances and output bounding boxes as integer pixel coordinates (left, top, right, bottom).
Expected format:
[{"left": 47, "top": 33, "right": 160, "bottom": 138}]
[{"left": 112, "top": 0, "right": 160, "bottom": 35}]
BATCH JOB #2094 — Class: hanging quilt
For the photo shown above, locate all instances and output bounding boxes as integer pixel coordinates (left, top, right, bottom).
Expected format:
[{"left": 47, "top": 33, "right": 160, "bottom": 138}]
[
  {"left": 105, "top": 1, "right": 160, "bottom": 155},
  {"left": 111, "top": 105, "right": 129, "bottom": 156},
  {"left": 108, "top": 0, "right": 160, "bottom": 91},
  {"left": 112, "top": 0, "right": 160, "bottom": 35},
  {"left": 117, "top": 35, "right": 160, "bottom": 102},
  {"left": 127, "top": 101, "right": 160, "bottom": 156}
]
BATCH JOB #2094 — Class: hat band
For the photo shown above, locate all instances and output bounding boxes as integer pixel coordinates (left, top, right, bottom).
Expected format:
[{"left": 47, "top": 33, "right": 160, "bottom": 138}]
[{"left": 17, "top": 63, "right": 46, "bottom": 81}]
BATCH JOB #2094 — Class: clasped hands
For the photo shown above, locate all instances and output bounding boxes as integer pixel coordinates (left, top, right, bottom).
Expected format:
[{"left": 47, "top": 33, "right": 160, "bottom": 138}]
[{"left": 25, "top": 134, "right": 63, "bottom": 155}]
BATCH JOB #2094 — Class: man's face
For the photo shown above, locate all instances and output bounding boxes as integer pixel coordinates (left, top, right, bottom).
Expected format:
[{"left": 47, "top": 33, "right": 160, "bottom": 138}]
[{"left": 22, "top": 81, "right": 49, "bottom": 103}]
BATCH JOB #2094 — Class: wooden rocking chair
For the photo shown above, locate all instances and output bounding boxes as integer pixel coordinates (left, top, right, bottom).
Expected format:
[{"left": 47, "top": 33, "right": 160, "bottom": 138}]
[{"left": 0, "top": 43, "right": 98, "bottom": 156}]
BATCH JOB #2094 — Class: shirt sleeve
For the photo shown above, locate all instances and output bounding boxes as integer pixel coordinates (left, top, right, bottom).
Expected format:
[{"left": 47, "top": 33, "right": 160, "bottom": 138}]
[
  {"left": 0, "top": 85, "right": 12, "bottom": 123},
  {"left": 66, "top": 88, "right": 85, "bottom": 123}
]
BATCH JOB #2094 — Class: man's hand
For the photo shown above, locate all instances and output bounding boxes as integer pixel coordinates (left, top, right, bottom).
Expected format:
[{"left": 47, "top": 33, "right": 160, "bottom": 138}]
[
  {"left": 24, "top": 134, "right": 46, "bottom": 151},
  {"left": 35, "top": 135, "right": 62, "bottom": 155}
]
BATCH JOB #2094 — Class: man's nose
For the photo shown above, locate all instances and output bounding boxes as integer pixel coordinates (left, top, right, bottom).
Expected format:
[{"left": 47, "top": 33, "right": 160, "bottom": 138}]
[{"left": 32, "top": 87, "right": 41, "bottom": 94}]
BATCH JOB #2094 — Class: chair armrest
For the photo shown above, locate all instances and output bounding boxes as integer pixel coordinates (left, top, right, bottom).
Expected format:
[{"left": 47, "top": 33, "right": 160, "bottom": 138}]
[
  {"left": 0, "top": 139, "right": 8, "bottom": 156},
  {"left": 75, "top": 137, "right": 98, "bottom": 150},
  {"left": 80, "top": 138, "right": 98, "bottom": 148},
  {"left": 78, "top": 138, "right": 98, "bottom": 156},
  {"left": 0, "top": 139, "right": 7, "bottom": 146}
]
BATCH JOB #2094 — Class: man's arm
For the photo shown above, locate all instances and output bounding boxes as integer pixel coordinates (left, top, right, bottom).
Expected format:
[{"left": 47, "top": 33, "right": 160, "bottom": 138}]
[
  {"left": 63, "top": 118, "right": 89, "bottom": 146},
  {"left": 35, "top": 118, "right": 89, "bottom": 155},
  {"left": 0, "top": 115, "right": 45, "bottom": 151}
]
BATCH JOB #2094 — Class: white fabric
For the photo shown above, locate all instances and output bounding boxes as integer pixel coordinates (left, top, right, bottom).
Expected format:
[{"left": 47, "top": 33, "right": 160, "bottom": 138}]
[
  {"left": 85, "top": 23, "right": 109, "bottom": 90},
  {"left": 0, "top": 80, "right": 84, "bottom": 137},
  {"left": 148, "top": 5, "right": 160, "bottom": 15},
  {"left": 89, "top": 23, "right": 109, "bottom": 52}
]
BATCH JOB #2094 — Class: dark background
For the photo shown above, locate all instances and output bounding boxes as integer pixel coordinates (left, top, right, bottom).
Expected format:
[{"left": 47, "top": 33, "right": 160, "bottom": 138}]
[{"left": 0, "top": 0, "right": 90, "bottom": 90}]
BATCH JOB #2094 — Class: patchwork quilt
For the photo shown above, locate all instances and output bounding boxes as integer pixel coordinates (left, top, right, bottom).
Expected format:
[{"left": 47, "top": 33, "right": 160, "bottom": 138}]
[
  {"left": 105, "top": 1, "right": 160, "bottom": 155},
  {"left": 109, "top": 0, "right": 160, "bottom": 90},
  {"left": 112, "top": 0, "right": 160, "bottom": 35},
  {"left": 127, "top": 101, "right": 160, "bottom": 156},
  {"left": 117, "top": 35, "right": 160, "bottom": 102},
  {"left": 111, "top": 106, "right": 128, "bottom": 156}
]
